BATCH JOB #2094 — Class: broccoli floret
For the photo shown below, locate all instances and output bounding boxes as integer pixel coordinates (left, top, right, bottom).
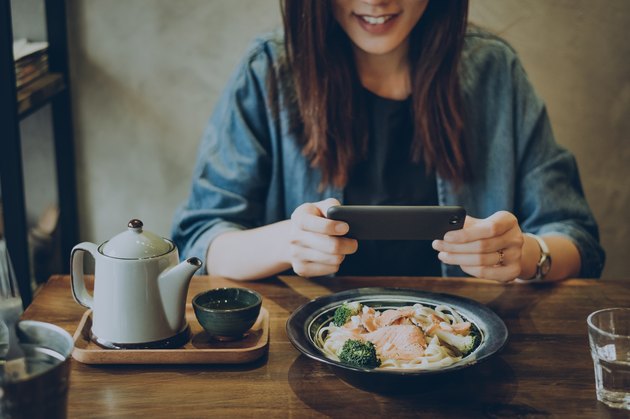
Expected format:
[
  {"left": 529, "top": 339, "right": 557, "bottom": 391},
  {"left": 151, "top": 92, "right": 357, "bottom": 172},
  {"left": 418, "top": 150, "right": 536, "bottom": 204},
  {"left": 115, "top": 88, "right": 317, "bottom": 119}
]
[
  {"left": 435, "top": 330, "right": 477, "bottom": 356},
  {"left": 338, "top": 339, "right": 381, "bottom": 368},
  {"left": 332, "top": 301, "right": 362, "bottom": 327}
]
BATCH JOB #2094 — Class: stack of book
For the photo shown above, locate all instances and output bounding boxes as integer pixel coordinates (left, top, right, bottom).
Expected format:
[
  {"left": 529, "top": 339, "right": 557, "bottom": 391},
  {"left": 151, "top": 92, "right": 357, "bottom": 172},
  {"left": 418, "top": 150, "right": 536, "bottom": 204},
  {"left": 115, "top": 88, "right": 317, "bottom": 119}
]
[{"left": 13, "top": 38, "right": 49, "bottom": 90}]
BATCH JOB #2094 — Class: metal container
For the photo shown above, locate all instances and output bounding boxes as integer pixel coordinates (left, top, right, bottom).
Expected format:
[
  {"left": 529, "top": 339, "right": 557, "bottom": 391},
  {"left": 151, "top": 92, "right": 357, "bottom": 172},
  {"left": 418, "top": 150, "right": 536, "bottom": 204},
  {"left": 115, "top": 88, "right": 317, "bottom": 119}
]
[{"left": 0, "top": 321, "right": 73, "bottom": 419}]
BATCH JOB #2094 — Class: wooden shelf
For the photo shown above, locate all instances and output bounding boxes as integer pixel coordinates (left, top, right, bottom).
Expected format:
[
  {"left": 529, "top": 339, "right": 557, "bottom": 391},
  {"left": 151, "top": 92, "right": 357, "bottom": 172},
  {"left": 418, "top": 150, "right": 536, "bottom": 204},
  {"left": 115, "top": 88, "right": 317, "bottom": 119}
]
[
  {"left": 2, "top": 0, "right": 78, "bottom": 307},
  {"left": 17, "top": 72, "right": 65, "bottom": 118}
]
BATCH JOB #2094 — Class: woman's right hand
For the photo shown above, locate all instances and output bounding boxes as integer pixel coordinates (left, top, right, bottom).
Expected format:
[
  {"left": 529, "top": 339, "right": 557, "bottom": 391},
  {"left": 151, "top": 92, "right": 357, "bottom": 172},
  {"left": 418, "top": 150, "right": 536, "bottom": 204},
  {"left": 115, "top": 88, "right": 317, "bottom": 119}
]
[{"left": 288, "top": 198, "right": 358, "bottom": 277}]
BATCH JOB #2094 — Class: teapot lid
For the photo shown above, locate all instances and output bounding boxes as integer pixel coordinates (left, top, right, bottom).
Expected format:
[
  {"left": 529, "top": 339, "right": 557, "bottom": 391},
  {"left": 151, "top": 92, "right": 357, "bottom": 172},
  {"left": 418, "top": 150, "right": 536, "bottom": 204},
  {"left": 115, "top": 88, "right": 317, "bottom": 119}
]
[{"left": 101, "top": 219, "right": 173, "bottom": 259}]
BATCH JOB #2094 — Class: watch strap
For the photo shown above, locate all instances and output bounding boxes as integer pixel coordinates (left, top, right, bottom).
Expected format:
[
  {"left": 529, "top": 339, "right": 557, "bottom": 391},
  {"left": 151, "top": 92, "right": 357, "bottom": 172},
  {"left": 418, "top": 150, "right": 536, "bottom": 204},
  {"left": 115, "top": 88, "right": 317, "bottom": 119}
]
[{"left": 523, "top": 233, "right": 551, "bottom": 281}]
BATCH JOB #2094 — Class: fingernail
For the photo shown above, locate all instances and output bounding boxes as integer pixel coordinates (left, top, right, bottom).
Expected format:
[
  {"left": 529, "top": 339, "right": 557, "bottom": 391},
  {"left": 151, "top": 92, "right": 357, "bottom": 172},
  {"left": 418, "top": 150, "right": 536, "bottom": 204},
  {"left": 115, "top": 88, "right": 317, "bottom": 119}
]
[
  {"left": 432, "top": 240, "right": 439, "bottom": 249},
  {"left": 335, "top": 223, "right": 348, "bottom": 234}
]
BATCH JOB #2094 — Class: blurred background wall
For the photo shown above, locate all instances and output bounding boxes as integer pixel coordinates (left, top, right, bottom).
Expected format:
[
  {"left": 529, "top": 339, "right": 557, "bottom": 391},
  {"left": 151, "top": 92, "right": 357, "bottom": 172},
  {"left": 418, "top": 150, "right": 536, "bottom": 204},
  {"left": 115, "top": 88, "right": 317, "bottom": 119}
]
[{"left": 16, "top": 0, "right": 630, "bottom": 278}]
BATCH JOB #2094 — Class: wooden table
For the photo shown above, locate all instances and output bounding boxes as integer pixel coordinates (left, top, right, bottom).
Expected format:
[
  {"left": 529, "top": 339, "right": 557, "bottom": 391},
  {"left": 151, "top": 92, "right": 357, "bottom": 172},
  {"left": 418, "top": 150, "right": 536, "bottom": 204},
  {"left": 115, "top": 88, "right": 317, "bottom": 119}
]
[{"left": 24, "top": 275, "right": 630, "bottom": 418}]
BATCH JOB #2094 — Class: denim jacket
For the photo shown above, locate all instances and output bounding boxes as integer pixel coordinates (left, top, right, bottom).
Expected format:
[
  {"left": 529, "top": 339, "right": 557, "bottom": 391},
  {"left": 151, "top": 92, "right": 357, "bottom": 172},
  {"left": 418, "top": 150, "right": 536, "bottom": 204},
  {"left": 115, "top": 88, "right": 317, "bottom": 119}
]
[{"left": 171, "top": 29, "right": 605, "bottom": 278}]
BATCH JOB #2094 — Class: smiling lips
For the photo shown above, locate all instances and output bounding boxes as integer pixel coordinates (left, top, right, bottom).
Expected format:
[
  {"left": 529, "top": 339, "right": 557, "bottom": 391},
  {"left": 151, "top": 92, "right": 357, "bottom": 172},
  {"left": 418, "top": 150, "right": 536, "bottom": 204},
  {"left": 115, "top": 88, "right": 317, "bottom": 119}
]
[
  {"left": 354, "top": 12, "right": 400, "bottom": 34},
  {"left": 360, "top": 14, "right": 396, "bottom": 25}
]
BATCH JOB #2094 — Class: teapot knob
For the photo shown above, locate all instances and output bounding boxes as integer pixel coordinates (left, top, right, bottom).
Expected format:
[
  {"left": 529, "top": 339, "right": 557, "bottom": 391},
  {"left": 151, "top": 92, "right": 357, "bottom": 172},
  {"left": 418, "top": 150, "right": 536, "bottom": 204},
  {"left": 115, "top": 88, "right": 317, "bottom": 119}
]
[{"left": 128, "top": 219, "right": 143, "bottom": 232}]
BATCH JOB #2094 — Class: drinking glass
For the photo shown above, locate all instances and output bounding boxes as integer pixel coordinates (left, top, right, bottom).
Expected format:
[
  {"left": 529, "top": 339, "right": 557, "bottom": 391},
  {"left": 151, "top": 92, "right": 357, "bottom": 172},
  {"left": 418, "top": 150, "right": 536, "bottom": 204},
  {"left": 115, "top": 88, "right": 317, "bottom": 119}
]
[
  {"left": 1, "top": 240, "right": 73, "bottom": 418},
  {"left": 588, "top": 307, "right": 630, "bottom": 409},
  {"left": 0, "top": 239, "right": 24, "bottom": 361}
]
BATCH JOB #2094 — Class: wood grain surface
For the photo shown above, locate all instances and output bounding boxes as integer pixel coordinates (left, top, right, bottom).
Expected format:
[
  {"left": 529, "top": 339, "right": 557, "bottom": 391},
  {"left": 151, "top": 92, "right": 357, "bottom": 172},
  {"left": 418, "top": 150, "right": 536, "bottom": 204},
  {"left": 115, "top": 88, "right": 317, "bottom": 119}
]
[{"left": 23, "top": 275, "right": 630, "bottom": 418}]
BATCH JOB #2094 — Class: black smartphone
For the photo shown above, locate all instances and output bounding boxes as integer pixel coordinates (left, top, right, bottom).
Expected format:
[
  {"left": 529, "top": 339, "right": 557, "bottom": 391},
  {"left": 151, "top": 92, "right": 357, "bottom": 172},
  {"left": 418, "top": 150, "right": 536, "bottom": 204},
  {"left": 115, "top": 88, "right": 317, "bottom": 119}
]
[{"left": 326, "top": 205, "right": 466, "bottom": 240}]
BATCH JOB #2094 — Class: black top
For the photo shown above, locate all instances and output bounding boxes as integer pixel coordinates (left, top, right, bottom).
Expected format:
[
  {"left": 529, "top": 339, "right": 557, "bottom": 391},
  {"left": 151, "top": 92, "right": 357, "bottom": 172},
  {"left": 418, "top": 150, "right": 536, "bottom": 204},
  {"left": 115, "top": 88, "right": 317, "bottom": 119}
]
[{"left": 339, "top": 89, "right": 441, "bottom": 276}]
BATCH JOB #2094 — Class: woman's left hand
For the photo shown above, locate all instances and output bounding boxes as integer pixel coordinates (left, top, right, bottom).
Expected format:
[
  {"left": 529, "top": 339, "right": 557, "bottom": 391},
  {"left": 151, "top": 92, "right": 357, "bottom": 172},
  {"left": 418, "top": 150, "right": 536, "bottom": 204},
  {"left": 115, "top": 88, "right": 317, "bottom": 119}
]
[{"left": 432, "top": 211, "right": 525, "bottom": 283}]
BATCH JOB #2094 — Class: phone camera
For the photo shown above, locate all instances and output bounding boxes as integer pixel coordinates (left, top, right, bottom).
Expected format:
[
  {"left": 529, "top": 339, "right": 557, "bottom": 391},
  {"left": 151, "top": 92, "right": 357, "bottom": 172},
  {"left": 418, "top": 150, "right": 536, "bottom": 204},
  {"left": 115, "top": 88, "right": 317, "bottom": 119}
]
[{"left": 449, "top": 216, "right": 460, "bottom": 225}]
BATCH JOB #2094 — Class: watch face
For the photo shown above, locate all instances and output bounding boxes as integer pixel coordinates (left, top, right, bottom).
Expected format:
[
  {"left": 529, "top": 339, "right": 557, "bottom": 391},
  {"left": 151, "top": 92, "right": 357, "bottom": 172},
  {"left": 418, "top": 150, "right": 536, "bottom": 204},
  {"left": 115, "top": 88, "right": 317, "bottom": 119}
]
[{"left": 541, "top": 256, "right": 552, "bottom": 276}]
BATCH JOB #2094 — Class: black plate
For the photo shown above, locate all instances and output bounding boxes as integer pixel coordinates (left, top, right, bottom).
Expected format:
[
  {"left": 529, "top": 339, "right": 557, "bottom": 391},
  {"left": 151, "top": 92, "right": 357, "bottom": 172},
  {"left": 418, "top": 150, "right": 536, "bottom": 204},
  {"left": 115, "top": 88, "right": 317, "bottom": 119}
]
[{"left": 286, "top": 287, "right": 508, "bottom": 393}]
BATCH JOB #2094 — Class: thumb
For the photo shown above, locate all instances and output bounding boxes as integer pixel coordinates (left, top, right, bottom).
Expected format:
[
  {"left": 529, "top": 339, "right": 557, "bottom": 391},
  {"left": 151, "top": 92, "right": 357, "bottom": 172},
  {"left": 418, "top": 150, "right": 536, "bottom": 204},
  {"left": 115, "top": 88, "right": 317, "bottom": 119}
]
[
  {"left": 292, "top": 198, "right": 340, "bottom": 219},
  {"left": 315, "top": 198, "right": 341, "bottom": 218},
  {"left": 463, "top": 215, "right": 480, "bottom": 228}
]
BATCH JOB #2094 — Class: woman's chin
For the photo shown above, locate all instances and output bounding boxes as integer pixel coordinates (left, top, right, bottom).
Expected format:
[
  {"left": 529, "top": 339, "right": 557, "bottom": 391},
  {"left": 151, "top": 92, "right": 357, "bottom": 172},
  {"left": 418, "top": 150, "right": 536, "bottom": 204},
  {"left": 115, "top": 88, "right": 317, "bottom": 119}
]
[{"left": 353, "top": 40, "right": 405, "bottom": 58}]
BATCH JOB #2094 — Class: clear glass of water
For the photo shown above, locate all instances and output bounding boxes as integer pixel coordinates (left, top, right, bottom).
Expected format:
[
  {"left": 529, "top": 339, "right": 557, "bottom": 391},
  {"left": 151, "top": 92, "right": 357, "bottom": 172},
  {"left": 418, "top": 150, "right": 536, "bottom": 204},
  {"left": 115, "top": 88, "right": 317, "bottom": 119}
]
[
  {"left": 1, "top": 239, "right": 28, "bottom": 386},
  {"left": 588, "top": 308, "right": 630, "bottom": 409},
  {"left": 0, "top": 239, "right": 24, "bottom": 360},
  {"left": 0, "top": 241, "right": 73, "bottom": 418}
]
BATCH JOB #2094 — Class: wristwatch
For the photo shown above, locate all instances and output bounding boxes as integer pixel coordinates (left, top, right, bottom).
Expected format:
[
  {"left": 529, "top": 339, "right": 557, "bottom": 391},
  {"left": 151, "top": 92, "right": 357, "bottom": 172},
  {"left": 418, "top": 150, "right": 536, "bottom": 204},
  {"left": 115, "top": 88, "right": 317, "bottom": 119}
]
[{"left": 524, "top": 233, "right": 552, "bottom": 281}]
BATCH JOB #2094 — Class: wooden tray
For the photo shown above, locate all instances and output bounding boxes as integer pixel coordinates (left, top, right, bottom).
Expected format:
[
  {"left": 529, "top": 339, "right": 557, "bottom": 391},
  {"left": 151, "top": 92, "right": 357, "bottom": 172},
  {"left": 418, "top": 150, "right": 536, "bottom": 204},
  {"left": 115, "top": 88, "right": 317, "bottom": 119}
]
[{"left": 72, "top": 306, "right": 269, "bottom": 364}]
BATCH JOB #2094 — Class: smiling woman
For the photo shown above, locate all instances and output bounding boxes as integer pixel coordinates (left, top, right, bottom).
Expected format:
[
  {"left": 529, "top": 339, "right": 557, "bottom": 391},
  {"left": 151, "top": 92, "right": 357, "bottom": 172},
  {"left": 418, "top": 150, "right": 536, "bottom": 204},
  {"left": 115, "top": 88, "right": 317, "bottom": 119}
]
[
  {"left": 171, "top": 0, "right": 605, "bottom": 283},
  {"left": 331, "top": 0, "right": 428, "bottom": 54}
]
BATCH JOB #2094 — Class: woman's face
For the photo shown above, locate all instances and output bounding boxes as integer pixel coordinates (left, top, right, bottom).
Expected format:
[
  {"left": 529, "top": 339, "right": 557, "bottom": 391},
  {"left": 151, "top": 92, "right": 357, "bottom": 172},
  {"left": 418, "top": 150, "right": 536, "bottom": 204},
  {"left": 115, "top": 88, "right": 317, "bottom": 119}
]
[{"left": 331, "top": 0, "right": 429, "bottom": 57}]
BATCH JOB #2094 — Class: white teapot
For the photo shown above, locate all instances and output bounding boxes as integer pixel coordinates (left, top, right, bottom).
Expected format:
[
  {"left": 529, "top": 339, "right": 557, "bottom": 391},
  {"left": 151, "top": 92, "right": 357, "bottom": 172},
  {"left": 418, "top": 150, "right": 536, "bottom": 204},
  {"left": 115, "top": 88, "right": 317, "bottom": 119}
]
[{"left": 70, "top": 219, "right": 202, "bottom": 348}]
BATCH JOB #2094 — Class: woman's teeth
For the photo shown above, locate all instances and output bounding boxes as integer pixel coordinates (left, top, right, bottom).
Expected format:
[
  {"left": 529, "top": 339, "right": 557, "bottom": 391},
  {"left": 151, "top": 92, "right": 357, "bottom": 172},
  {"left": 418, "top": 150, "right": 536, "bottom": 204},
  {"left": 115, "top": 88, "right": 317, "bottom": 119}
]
[{"left": 360, "top": 15, "right": 394, "bottom": 25}]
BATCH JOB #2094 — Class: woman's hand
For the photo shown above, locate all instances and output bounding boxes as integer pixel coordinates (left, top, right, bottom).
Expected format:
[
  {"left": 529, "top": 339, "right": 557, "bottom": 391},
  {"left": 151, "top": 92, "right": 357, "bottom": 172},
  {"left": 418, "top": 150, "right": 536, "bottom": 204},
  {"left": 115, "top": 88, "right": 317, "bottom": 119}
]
[
  {"left": 288, "top": 198, "right": 358, "bottom": 277},
  {"left": 432, "top": 211, "right": 525, "bottom": 283}
]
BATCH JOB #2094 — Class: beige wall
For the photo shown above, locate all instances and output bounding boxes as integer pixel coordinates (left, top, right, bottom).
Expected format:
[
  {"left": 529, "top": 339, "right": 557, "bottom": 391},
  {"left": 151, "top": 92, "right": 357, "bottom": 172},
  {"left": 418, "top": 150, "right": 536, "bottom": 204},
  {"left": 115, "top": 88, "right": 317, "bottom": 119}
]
[
  {"left": 65, "top": 0, "right": 281, "bottom": 241},
  {"left": 63, "top": 0, "right": 629, "bottom": 278}
]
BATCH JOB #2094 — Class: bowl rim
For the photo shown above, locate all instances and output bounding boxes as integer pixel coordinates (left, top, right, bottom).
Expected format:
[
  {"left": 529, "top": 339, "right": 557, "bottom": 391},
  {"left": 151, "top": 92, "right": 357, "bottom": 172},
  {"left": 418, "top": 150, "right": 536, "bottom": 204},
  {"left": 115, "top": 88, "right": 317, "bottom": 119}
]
[
  {"left": 192, "top": 287, "right": 263, "bottom": 313},
  {"left": 286, "top": 287, "right": 508, "bottom": 377}
]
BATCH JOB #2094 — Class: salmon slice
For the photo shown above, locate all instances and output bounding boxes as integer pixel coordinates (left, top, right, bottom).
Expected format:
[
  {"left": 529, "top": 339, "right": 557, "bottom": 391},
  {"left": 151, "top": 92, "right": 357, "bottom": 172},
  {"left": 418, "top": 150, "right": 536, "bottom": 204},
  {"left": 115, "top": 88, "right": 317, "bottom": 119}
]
[
  {"left": 364, "top": 325, "right": 427, "bottom": 361},
  {"left": 360, "top": 307, "right": 378, "bottom": 332},
  {"left": 375, "top": 309, "right": 405, "bottom": 328},
  {"left": 426, "top": 314, "right": 445, "bottom": 335},
  {"left": 367, "top": 307, "right": 417, "bottom": 331},
  {"left": 425, "top": 313, "right": 471, "bottom": 336},
  {"left": 357, "top": 306, "right": 418, "bottom": 332},
  {"left": 452, "top": 322, "right": 471, "bottom": 335}
]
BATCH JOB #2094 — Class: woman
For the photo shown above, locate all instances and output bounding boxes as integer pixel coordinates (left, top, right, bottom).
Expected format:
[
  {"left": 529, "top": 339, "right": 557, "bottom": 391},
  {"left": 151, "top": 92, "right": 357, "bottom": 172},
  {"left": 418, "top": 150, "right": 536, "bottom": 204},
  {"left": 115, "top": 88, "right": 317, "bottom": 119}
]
[{"left": 172, "top": 0, "right": 604, "bottom": 282}]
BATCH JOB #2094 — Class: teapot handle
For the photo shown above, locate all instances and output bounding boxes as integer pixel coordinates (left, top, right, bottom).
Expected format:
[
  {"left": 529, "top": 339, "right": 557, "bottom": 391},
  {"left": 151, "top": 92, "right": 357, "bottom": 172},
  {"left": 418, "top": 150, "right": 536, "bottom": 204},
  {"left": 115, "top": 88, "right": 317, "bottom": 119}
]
[{"left": 70, "top": 242, "right": 98, "bottom": 308}]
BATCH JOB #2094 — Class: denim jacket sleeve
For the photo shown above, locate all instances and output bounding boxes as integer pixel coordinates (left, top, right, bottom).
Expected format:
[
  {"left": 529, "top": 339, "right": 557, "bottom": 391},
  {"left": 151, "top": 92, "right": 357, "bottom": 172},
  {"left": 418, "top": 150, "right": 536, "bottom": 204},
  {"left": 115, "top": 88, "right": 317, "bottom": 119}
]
[
  {"left": 449, "top": 32, "right": 605, "bottom": 278},
  {"left": 171, "top": 40, "right": 274, "bottom": 272},
  {"left": 511, "top": 58, "right": 605, "bottom": 278}
]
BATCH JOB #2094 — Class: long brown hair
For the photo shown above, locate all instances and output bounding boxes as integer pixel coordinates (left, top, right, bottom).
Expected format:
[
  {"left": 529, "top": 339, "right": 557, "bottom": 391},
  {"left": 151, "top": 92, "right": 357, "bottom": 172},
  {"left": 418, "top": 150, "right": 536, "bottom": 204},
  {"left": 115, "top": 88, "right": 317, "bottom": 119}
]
[{"left": 281, "top": 0, "right": 470, "bottom": 188}]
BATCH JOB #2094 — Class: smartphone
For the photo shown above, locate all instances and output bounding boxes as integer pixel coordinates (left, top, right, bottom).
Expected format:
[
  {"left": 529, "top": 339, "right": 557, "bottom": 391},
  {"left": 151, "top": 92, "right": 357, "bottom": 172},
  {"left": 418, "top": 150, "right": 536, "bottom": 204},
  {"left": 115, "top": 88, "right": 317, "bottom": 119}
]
[{"left": 326, "top": 205, "right": 466, "bottom": 240}]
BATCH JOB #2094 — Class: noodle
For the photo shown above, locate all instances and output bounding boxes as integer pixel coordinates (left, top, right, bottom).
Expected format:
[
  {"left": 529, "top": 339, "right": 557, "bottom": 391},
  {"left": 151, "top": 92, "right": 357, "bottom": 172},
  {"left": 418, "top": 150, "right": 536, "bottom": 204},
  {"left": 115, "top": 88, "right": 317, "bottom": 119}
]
[{"left": 316, "top": 302, "right": 478, "bottom": 370}]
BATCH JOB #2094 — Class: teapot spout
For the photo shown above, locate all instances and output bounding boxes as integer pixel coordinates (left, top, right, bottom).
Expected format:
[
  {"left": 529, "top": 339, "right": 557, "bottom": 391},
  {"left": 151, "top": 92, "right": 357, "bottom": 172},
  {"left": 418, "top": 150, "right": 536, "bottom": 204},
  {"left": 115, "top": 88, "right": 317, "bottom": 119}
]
[{"left": 158, "top": 257, "right": 203, "bottom": 332}]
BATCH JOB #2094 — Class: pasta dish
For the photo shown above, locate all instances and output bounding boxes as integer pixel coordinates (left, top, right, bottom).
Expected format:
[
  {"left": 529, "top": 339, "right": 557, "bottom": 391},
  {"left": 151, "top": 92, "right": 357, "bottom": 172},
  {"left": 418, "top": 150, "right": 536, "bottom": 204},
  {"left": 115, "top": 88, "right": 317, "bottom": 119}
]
[{"left": 316, "top": 301, "right": 479, "bottom": 370}]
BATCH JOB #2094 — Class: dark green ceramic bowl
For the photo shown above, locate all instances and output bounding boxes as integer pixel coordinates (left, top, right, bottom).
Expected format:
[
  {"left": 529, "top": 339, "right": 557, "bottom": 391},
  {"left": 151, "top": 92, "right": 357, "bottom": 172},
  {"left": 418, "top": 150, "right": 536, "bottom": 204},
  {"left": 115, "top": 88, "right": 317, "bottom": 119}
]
[{"left": 192, "top": 287, "right": 263, "bottom": 340}]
